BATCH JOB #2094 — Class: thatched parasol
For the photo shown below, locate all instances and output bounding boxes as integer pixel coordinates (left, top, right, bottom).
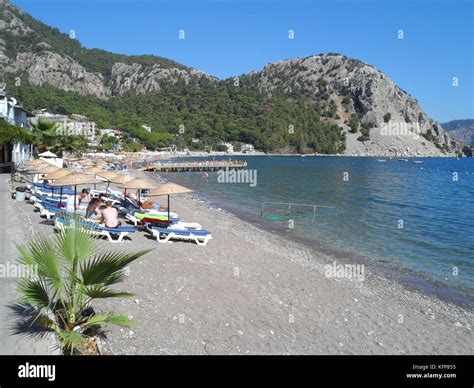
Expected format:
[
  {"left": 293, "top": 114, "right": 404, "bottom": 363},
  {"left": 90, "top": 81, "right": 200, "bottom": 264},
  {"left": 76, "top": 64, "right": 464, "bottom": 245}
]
[
  {"left": 49, "top": 172, "right": 101, "bottom": 211},
  {"left": 147, "top": 183, "right": 193, "bottom": 222},
  {"left": 30, "top": 163, "right": 59, "bottom": 175},
  {"left": 119, "top": 177, "right": 158, "bottom": 204},
  {"left": 95, "top": 160, "right": 109, "bottom": 167},
  {"left": 82, "top": 167, "right": 102, "bottom": 175},
  {"left": 120, "top": 178, "right": 158, "bottom": 190},
  {"left": 43, "top": 168, "right": 71, "bottom": 181},
  {"left": 78, "top": 159, "right": 96, "bottom": 167}
]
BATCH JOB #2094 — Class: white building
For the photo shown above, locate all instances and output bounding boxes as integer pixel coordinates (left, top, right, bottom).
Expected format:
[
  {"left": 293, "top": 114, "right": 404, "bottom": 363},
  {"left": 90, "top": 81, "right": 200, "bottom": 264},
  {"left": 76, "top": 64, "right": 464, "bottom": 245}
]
[
  {"left": 221, "top": 142, "right": 234, "bottom": 153},
  {"left": 0, "top": 90, "right": 34, "bottom": 166},
  {"left": 242, "top": 143, "right": 255, "bottom": 153},
  {"left": 100, "top": 128, "right": 124, "bottom": 139}
]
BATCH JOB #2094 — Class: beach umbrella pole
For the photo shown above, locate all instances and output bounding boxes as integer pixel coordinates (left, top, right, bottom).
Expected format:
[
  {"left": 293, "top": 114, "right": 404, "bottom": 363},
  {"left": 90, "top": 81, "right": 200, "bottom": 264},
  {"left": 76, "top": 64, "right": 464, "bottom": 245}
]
[{"left": 58, "top": 186, "right": 63, "bottom": 208}]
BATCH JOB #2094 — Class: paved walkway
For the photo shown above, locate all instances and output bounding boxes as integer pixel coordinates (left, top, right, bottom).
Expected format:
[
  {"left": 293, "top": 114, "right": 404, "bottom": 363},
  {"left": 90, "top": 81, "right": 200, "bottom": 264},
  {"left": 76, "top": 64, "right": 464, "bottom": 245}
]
[{"left": 0, "top": 174, "right": 57, "bottom": 355}]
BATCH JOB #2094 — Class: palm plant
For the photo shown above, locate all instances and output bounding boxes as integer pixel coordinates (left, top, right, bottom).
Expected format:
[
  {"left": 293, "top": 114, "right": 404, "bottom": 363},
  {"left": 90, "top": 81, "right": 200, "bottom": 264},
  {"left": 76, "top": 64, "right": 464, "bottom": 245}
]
[
  {"left": 30, "top": 119, "right": 61, "bottom": 154},
  {"left": 14, "top": 220, "right": 152, "bottom": 354},
  {"left": 30, "top": 119, "right": 89, "bottom": 157}
]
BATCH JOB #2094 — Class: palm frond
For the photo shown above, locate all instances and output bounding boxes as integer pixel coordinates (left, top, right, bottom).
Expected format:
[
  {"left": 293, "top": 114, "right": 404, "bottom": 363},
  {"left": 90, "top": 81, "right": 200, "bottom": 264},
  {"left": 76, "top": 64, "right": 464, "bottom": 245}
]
[
  {"left": 17, "top": 278, "right": 51, "bottom": 311},
  {"left": 18, "top": 234, "right": 63, "bottom": 291},
  {"left": 83, "top": 285, "right": 134, "bottom": 299},
  {"left": 58, "top": 330, "right": 85, "bottom": 351},
  {"left": 83, "top": 314, "right": 134, "bottom": 328},
  {"left": 55, "top": 222, "right": 100, "bottom": 264},
  {"left": 81, "top": 248, "right": 153, "bottom": 286}
]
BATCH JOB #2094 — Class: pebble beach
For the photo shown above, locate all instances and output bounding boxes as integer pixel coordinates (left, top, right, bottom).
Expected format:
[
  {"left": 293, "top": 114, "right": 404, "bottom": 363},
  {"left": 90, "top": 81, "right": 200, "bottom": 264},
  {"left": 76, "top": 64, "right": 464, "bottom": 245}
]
[{"left": 7, "top": 170, "right": 473, "bottom": 355}]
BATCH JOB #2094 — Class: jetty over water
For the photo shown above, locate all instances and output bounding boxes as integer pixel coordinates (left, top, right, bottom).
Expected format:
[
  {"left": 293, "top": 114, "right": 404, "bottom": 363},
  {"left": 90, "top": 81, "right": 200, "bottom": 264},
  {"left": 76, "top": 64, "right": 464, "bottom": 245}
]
[{"left": 139, "top": 160, "right": 247, "bottom": 173}]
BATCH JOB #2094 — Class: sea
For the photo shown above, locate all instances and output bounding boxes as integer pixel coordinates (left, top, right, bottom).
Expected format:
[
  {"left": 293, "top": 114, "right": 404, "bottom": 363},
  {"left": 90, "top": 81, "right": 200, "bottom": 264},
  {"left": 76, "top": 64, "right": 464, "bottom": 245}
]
[{"left": 155, "top": 156, "right": 474, "bottom": 309}]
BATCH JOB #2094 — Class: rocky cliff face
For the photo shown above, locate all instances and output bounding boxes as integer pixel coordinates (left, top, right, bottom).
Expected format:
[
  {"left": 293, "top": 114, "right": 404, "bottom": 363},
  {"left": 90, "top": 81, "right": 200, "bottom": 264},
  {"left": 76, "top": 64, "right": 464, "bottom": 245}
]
[
  {"left": 1, "top": 2, "right": 455, "bottom": 156},
  {"left": 258, "top": 54, "right": 452, "bottom": 156},
  {"left": 109, "top": 63, "right": 213, "bottom": 96},
  {"left": 12, "top": 51, "right": 109, "bottom": 97},
  {"left": 442, "top": 119, "right": 474, "bottom": 145},
  {"left": 1, "top": 1, "right": 212, "bottom": 98}
]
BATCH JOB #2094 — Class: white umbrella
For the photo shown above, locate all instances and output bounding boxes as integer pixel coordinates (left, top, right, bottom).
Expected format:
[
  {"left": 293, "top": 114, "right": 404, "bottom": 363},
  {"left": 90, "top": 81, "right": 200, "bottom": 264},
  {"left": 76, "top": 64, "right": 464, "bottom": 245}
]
[{"left": 38, "top": 151, "right": 58, "bottom": 158}]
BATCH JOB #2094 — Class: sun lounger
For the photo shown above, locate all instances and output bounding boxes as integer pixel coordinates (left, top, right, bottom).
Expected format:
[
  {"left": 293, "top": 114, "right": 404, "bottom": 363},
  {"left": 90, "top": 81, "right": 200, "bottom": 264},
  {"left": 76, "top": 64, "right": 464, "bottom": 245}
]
[
  {"left": 38, "top": 203, "right": 85, "bottom": 220},
  {"left": 31, "top": 194, "right": 69, "bottom": 205},
  {"left": 126, "top": 211, "right": 179, "bottom": 226},
  {"left": 55, "top": 217, "right": 136, "bottom": 243},
  {"left": 148, "top": 226, "right": 212, "bottom": 246}
]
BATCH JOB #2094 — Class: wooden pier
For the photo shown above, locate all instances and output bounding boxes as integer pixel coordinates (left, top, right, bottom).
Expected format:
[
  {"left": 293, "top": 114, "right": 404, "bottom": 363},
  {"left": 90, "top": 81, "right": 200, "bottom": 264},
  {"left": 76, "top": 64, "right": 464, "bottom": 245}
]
[{"left": 139, "top": 160, "right": 247, "bottom": 173}]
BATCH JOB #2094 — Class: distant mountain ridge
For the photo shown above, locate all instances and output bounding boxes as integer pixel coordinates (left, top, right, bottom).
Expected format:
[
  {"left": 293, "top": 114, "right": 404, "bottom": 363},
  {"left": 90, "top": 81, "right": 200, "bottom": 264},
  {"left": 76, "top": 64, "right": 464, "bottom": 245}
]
[
  {"left": 442, "top": 120, "right": 474, "bottom": 145},
  {"left": 0, "top": 1, "right": 456, "bottom": 156}
]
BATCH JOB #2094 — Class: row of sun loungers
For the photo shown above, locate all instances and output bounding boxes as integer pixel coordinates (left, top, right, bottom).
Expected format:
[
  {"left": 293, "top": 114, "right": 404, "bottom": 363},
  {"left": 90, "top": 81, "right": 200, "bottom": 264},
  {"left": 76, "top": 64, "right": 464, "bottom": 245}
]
[{"left": 25, "top": 183, "right": 212, "bottom": 246}]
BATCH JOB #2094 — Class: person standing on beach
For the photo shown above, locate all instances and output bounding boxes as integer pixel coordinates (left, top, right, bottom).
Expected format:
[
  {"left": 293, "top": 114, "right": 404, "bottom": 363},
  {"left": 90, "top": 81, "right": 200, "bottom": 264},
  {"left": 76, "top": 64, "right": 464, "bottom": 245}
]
[{"left": 66, "top": 189, "right": 89, "bottom": 212}]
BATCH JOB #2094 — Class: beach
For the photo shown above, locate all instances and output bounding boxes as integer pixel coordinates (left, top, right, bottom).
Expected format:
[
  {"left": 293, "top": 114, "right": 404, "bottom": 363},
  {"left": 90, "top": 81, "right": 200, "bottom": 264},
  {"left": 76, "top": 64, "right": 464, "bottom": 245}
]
[{"left": 9, "top": 170, "right": 473, "bottom": 355}]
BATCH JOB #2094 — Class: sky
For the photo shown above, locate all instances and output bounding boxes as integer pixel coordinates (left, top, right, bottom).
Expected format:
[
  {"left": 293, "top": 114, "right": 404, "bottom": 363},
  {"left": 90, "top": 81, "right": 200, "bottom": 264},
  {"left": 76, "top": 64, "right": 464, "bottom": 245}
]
[{"left": 12, "top": 0, "right": 474, "bottom": 122}]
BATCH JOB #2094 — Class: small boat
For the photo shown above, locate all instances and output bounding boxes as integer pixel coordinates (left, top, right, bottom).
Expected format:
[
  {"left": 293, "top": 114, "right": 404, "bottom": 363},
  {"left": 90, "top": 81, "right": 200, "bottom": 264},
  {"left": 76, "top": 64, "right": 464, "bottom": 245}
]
[
  {"left": 414, "top": 160, "right": 423, "bottom": 164},
  {"left": 376, "top": 159, "right": 386, "bottom": 162},
  {"left": 398, "top": 159, "right": 409, "bottom": 162}
]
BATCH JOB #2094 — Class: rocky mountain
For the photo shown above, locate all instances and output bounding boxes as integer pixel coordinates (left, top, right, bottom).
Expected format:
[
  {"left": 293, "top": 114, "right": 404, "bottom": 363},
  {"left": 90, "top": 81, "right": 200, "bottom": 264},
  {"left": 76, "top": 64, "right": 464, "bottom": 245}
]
[
  {"left": 442, "top": 119, "right": 474, "bottom": 145},
  {"left": 0, "top": 1, "right": 455, "bottom": 156},
  {"left": 258, "top": 55, "right": 453, "bottom": 156}
]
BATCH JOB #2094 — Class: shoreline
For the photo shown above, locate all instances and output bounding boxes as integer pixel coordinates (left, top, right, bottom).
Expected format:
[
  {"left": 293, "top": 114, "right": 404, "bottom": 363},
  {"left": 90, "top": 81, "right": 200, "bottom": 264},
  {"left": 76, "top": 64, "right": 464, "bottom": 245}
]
[
  {"left": 90, "top": 151, "right": 459, "bottom": 162},
  {"left": 8, "top": 170, "right": 473, "bottom": 354},
  {"left": 154, "top": 168, "right": 474, "bottom": 311}
]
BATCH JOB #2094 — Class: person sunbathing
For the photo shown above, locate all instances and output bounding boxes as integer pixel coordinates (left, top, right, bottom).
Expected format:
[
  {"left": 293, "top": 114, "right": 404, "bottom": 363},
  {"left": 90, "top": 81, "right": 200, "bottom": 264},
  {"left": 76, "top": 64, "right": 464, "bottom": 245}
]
[
  {"left": 140, "top": 200, "right": 168, "bottom": 212},
  {"left": 86, "top": 197, "right": 102, "bottom": 220},
  {"left": 99, "top": 200, "right": 121, "bottom": 228}
]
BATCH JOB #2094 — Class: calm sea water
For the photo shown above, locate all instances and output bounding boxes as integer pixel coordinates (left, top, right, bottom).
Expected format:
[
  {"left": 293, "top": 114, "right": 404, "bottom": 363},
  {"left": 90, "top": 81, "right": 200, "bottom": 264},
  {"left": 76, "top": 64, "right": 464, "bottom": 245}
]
[{"left": 158, "top": 156, "right": 474, "bottom": 308}]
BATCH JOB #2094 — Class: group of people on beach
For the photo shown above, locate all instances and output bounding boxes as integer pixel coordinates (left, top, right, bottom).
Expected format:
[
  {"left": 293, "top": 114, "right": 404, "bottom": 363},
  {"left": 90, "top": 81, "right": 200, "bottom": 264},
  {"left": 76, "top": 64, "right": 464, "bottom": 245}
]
[
  {"left": 66, "top": 189, "right": 121, "bottom": 228},
  {"left": 66, "top": 188, "right": 167, "bottom": 229}
]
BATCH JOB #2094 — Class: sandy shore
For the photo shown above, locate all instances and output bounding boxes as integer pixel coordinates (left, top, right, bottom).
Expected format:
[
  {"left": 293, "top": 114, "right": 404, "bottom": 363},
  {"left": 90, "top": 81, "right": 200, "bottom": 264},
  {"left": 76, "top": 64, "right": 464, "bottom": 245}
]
[{"left": 13, "top": 173, "right": 473, "bottom": 355}]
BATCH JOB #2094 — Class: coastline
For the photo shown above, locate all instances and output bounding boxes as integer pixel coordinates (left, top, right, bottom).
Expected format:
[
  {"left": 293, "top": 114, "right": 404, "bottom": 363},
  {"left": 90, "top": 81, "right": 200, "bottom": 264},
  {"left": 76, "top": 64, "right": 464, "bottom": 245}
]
[
  {"left": 99, "top": 170, "right": 472, "bottom": 354},
  {"left": 8, "top": 170, "right": 473, "bottom": 354}
]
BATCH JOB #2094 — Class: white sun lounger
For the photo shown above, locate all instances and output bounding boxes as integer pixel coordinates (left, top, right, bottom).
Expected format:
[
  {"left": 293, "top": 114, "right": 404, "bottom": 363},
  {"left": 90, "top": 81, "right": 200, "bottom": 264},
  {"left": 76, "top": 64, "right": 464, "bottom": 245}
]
[
  {"left": 148, "top": 226, "right": 212, "bottom": 246},
  {"left": 54, "top": 217, "right": 136, "bottom": 243}
]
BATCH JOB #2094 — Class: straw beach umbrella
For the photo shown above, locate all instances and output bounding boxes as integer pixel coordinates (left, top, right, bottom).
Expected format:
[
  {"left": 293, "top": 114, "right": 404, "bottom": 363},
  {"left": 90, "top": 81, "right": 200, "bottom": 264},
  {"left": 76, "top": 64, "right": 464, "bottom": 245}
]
[
  {"left": 95, "top": 170, "right": 121, "bottom": 183},
  {"left": 49, "top": 172, "right": 101, "bottom": 211},
  {"left": 120, "top": 178, "right": 158, "bottom": 204},
  {"left": 43, "top": 168, "right": 71, "bottom": 181},
  {"left": 147, "top": 183, "right": 193, "bottom": 222},
  {"left": 111, "top": 173, "right": 135, "bottom": 185},
  {"left": 43, "top": 168, "right": 72, "bottom": 206},
  {"left": 120, "top": 178, "right": 158, "bottom": 190},
  {"left": 95, "top": 160, "right": 109, "bottom": 168},
  {"left": 30, "top": 163, "right": 59, "bottom": 175},
  {"left": 83, "top": 167, "right": 104, "bottom": 189},
  {"left": 25, "top": 159, "right": 50, "bottom": 168},
  {"left": 78, "top": 159, "right": 96, "bottom": 167}
]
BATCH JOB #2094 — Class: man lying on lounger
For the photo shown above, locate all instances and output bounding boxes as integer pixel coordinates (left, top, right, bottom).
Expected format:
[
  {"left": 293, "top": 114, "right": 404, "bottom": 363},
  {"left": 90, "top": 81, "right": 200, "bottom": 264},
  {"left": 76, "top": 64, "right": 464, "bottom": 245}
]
[{"left": 99, "top": 200, "right": 121, "bottom": 228}]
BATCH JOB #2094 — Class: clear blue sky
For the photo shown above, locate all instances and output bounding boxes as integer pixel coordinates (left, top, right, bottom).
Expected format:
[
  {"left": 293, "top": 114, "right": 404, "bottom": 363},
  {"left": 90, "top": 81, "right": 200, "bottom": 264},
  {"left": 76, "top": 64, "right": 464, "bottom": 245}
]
[{"left": 13, "top": 0, "right": 474, "bottom": 122}]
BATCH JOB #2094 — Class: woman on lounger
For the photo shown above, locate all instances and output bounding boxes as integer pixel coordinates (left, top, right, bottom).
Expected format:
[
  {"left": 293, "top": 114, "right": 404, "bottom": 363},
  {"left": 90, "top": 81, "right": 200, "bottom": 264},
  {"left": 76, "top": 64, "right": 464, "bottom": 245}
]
[
  {"left": 140, "top": 200, "right": 168, "bottom": 212},
  {"left": 86, "top": 197, "right": 102, "bottom": 220}
]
